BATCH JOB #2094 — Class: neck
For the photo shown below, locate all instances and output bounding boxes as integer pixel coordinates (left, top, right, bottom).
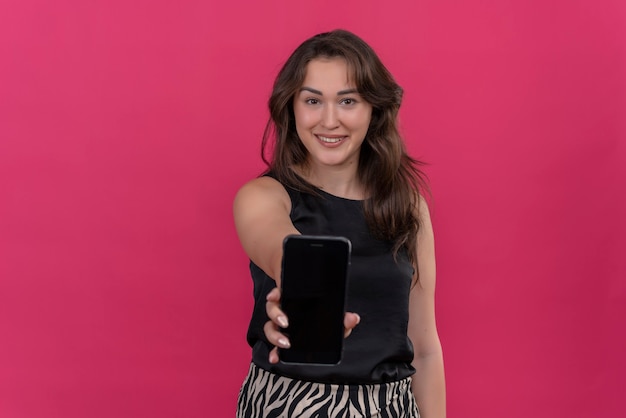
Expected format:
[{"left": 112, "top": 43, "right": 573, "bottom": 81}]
[{"left": 297, "top": 163, "right": 365, "bottom": 200}]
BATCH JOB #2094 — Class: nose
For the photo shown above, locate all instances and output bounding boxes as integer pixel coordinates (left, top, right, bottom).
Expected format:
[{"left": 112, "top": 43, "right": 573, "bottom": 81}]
[{"left": 320, "top": 103, "right": 340, "bottom": 129}]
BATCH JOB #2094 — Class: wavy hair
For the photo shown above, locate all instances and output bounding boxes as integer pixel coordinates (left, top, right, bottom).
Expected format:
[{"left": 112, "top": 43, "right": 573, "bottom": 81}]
[{"left": 262, "top": 29, "right": 428, "bottom": 277}]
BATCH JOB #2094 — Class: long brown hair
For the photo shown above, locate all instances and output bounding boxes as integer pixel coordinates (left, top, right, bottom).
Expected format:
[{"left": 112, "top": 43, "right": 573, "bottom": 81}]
[{"left": 262, "top": 29, "right": 428, "bottom": 277}]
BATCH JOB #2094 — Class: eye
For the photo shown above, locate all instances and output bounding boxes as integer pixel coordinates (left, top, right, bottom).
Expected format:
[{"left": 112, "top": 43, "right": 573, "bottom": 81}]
[
  {"left": 340, "top": 98, "right": 357, "bottom": 105},
  {"left": 305, "top": 98, "right": 320, "bottom": 105}
]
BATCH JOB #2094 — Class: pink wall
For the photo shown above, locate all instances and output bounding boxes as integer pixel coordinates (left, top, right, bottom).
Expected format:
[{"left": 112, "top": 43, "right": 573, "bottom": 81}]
[{"left": 1, "top": 0, "right": 624, "bottom": 417}]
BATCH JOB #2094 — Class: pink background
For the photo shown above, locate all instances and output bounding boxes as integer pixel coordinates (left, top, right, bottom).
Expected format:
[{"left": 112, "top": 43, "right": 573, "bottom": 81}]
[{"left": 1, "top": 0, "right": 625, "bottom": 417}]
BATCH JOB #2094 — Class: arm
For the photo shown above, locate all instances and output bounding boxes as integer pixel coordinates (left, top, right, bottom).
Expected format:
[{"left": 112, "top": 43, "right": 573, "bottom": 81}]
[
  {"left": 233, "top": 176, "right": 299, "bottom": 285},
  {"left": 233, "top": 176, "right": 360, "bottom": 362},
  {"left": 408, "top": 199, "right": 446, "bottom": 418}
]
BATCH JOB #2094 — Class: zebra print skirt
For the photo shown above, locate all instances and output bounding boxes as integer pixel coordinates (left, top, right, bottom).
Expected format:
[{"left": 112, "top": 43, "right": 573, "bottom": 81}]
[{"left": 237, "top": 363, "right": 420, "bottom": 418}]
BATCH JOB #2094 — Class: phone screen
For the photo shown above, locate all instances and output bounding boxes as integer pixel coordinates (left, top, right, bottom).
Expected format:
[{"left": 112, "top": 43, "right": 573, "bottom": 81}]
[{"left": 279, "top": 235, "right": 351, "bottom": 365}]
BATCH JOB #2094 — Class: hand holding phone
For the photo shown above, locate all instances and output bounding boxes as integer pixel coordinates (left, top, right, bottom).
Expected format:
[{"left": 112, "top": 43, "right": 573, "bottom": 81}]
[{"left": 278, "top": 235, "right": 351, "bottom": 365}]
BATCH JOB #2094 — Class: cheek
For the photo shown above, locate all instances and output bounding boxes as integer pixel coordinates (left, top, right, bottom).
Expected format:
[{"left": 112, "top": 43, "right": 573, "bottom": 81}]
[
  {"left": 294, "top": 111, "right": 311, "bottom": 142},
  {"left": 293, "top": 104, "right": 317, "bottom": 129},
  {"left": 345, "top": 111, "right": 372, "bottom": 132}
]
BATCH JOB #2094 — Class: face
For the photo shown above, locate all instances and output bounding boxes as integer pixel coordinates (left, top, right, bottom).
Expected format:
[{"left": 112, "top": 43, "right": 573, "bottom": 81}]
[{"left": 293, "top": 58, "right": 372, "bottom": 171}]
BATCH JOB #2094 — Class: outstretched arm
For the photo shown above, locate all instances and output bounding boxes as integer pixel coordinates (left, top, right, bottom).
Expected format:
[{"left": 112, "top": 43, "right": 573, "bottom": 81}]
[
  {"left": 233, "top": 176, "right": 299, "bottom": 285},
  {"left": 233, "top": 176, "right": 359, "bottom": 362}
]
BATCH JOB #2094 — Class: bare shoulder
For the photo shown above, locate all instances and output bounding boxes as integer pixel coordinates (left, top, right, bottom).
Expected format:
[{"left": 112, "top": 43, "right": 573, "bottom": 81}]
[
  {"left": 415, "top": 194, "right": 433, "bottom": 235},
  {"left": 234, "top": 176, "right": 291, "bottom": 215},
  {"left": 235, "top": 175, "right": 290, "bottom": 201}
]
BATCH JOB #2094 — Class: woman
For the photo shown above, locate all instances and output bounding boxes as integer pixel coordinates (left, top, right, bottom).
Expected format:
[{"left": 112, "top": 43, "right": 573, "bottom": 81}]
[{"left": 234, "top": 29, "right": 445, "bottom": 418}]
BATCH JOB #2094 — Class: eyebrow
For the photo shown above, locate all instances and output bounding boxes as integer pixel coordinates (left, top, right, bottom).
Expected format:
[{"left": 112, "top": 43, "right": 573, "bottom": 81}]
[{"left": 299, "top": 87, "right": 358, "bottom": 96}]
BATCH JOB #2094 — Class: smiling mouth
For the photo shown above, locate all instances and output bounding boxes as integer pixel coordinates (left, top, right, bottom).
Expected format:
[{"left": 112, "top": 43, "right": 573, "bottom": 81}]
[{"left": 316, "top": 135, "right": 346, "bottom": 144}]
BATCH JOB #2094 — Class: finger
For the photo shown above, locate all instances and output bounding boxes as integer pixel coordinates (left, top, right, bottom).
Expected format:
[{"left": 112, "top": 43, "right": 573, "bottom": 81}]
[
  {"left": 266, "top": 288, "right": 289, "bottom": 328},
  {"left": 263, "top": 320, "right": 291, "bottom": 349},
  {"left": 343, "top": 312, "right": 361, "bottom": 338},
  {"left": 269, "top": 346, "right": 280, "bottom": 364},
  {"left": 266, "top": 287, "right": 281, "bottom": 302}
]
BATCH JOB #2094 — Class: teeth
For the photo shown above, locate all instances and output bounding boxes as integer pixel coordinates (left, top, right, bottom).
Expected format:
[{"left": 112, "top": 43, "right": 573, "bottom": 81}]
[{"left": 318, "top": 135, "right": 343, "bottom": 143}]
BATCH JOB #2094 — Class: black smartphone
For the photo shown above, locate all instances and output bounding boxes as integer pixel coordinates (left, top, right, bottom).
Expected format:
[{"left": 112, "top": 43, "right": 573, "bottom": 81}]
[{"left": 278, "top": 234, "right": 351, "bottom": 365}]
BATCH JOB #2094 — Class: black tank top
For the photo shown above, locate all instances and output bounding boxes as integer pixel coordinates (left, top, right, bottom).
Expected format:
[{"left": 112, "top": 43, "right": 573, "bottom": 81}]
[{"left": 246, "top": 179, "right": 416, "bottom": 384}]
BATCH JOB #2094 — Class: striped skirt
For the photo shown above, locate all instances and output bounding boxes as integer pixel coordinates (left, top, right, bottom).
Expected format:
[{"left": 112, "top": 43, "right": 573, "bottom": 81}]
[{"left": 237, "top": 363, "right": 420, "bottom": 418}]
